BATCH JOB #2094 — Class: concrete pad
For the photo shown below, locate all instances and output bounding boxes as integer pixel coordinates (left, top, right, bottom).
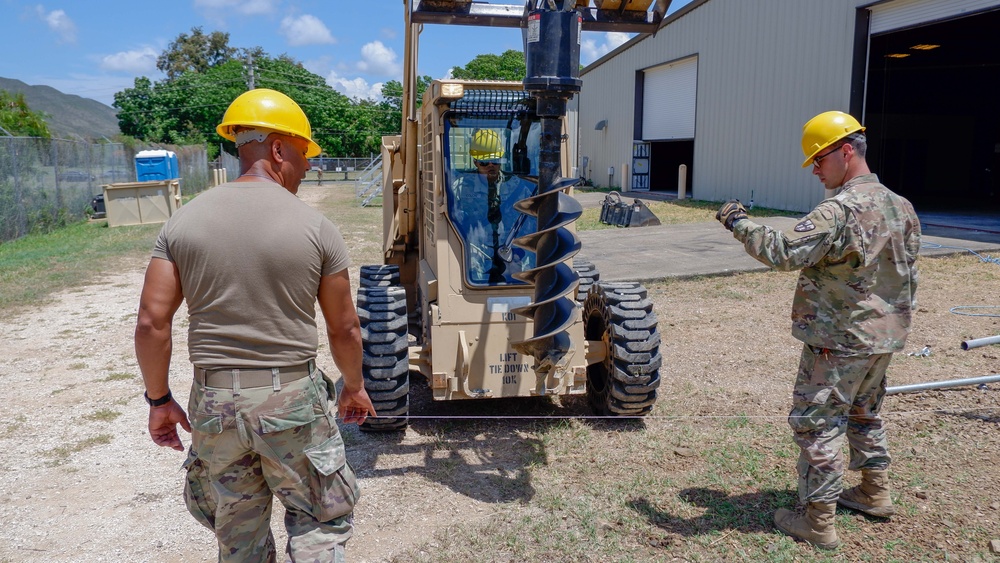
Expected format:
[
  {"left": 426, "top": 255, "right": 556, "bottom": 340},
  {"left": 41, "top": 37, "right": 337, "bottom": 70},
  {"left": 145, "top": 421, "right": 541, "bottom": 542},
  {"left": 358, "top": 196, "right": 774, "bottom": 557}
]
[{"left": 574, "top": 201, "right": 1000, "bottom": 283}]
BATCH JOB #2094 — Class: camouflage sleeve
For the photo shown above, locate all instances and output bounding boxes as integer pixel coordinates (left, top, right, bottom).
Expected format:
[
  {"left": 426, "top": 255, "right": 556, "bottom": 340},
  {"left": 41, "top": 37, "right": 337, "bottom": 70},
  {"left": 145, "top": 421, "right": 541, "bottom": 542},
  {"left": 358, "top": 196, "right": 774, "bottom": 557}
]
[
  {"left": 732, "top": 201, "right": 846, "bottom": 271},
  {"left": 906, "top": 211, "right": 921, "bottom": 309}
]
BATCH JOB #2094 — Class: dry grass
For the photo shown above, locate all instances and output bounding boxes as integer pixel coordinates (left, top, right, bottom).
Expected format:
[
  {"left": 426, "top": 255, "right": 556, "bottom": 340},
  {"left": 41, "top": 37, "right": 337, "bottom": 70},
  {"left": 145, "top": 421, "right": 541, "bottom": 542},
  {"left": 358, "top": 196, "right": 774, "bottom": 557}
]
[
  {"left": 574, "top": 189, "right": 795, "bottom": 231},
  {"left": 312, "top": 182, "right": 1000, "bottom": 562},
  {"left": 1, "top": 181, "right": 995, "bottom": 562},
  {"left": 373, "top": 252, "right": 999, "bottom": 562}
]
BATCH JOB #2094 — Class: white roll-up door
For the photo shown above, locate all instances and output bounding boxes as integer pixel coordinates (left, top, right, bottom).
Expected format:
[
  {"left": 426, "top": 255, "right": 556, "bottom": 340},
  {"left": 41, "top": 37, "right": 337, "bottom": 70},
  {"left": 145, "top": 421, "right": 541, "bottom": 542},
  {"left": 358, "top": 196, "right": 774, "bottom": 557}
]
[
  {"left": 641, "top": 56, "right": 697, "bottom": 141},
  {"left": 870, "top": 0, "right": 1000, "bottom": 34}
]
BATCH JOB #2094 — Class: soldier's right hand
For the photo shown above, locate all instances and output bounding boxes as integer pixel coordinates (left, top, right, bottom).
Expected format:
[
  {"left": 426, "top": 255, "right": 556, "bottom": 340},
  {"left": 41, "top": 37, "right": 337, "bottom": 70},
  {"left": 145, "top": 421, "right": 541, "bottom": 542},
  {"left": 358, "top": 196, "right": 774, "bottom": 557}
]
[
  {"left": 716, "top": 199, "right": 748, "bottom": 231},
  {"left": 148, "top": 401, "right": 191, "bottom": 451}
]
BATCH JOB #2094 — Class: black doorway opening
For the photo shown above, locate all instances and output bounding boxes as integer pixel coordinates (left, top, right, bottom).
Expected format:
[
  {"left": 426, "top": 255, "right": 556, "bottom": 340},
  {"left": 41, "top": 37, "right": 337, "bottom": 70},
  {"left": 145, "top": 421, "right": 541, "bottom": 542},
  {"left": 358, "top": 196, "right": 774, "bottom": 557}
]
[
  {"left": 866, "top": 8, "right": 1000, "bottom": 214},
  {"left": 648, "top": 140, "right": 693, "bottom": 195}
]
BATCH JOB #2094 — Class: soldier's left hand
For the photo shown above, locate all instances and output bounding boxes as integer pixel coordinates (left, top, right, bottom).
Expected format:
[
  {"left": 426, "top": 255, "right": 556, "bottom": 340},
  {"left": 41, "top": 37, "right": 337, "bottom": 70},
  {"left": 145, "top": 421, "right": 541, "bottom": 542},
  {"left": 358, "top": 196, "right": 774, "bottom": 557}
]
[{"left": 716, "top": 199, "right": 748, "bottom": 231}]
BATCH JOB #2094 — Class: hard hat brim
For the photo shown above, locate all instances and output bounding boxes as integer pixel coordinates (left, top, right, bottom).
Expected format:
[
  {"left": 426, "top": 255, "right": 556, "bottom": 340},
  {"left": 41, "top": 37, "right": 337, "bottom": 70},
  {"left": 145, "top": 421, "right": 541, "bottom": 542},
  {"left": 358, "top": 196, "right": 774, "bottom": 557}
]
[
  {"left": 800, "top": 129, "right": 864, "bottom": 168},
  {"left": 305, "top": 139, "right": 321, "bottom": 158}
]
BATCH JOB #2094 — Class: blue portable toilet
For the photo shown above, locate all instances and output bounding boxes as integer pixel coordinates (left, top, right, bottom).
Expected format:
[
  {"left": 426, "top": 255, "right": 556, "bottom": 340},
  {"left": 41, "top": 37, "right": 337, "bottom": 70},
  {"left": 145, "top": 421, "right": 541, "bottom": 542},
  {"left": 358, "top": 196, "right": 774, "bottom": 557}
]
[{"left": 135, "top": 150, "right": 179, "bottom": 181}]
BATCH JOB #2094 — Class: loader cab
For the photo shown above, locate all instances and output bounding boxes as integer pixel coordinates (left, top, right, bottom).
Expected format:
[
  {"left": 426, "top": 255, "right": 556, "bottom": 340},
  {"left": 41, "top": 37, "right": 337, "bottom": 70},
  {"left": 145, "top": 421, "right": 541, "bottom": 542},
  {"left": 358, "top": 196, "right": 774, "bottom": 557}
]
[{"left": 443, "top": 103, "right": 541, "bottom": 288}]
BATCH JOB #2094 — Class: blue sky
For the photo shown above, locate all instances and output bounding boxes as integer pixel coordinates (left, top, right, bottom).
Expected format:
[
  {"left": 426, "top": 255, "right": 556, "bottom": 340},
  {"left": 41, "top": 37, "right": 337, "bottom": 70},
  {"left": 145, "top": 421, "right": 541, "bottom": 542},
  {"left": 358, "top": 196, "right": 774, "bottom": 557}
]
[{"left": 0, "top": 0, "right": 692, "bottom": 108}]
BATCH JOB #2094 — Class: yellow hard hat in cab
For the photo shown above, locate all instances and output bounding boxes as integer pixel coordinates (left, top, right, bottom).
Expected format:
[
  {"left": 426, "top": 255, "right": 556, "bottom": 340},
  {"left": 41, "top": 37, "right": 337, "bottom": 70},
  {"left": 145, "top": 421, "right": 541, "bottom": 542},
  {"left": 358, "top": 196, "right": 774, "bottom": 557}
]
[
  {"left": 469, "top": 129, "right": 504, "bottom": 161},
  {"left": 217, "top": 88, "right": 322, "bottom": 158},
  {"left": 801, "top": 111, "right": 865, "bottom": 167}
]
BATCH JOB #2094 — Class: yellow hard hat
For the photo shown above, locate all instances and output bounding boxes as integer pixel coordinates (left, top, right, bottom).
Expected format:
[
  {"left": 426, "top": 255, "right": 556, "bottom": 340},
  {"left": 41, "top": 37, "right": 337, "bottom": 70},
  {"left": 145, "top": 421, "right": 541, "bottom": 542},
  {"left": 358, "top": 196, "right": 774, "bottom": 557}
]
[
  {"left": 800, "top": 111, "right": 865, "bottom": 167},
  {"left": 469, "top": 129, "right": 504, "bottom": 161},
  {"left": 217, "top": 88, "right": 322, "bottom": 158}
]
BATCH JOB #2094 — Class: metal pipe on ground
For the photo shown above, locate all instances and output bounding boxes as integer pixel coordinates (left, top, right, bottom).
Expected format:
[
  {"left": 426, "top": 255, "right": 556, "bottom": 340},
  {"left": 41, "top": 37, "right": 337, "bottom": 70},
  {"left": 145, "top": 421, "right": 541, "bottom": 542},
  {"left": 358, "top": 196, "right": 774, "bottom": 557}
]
[
  {"left": 961, "top": 335, "right": 1000, "bottom": 350},
  {"left": 886, "top": 374, "right": 1000, "bottom": 395}
]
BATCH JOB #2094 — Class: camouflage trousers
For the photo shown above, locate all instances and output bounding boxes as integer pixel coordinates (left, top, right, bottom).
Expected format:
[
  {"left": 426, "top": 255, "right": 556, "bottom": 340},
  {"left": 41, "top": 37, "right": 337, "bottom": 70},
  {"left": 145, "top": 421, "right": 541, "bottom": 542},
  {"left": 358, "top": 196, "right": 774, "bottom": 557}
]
[
  {"left": 788, "top": 344, "right": 892, "bottom": 505},
  {"left": 183, "top": 368, "right": 359, "bottom": 562}
]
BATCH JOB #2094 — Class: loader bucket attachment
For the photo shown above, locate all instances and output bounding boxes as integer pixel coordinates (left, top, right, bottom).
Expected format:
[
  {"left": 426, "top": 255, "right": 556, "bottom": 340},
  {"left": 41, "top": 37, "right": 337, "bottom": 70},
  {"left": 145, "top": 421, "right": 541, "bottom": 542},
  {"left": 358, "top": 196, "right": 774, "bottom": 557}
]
[{"left": 598, "top": 191, "right": 661, "bottom": 228}]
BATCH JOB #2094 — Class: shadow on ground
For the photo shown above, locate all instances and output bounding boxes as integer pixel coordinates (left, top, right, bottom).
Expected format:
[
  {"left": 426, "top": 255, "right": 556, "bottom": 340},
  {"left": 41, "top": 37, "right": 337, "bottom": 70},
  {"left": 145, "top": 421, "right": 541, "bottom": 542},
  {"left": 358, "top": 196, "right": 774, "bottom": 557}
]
[
  {"left": 630, "top": 487, "right": 794, "bottom": 537},
  {"left": 341, "top": 374, "right": 648, "bottom": 504}
]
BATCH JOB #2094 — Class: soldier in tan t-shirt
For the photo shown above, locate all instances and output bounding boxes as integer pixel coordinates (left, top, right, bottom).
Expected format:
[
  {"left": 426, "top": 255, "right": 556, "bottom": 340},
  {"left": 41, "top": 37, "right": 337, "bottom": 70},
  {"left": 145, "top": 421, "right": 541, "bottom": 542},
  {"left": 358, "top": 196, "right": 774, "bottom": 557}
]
[
  {"left": 135, "top": 88, "right": 375, "bottom": 562},
  {"left": 716, "top": 111, "right": 919, "bottom": 550}
]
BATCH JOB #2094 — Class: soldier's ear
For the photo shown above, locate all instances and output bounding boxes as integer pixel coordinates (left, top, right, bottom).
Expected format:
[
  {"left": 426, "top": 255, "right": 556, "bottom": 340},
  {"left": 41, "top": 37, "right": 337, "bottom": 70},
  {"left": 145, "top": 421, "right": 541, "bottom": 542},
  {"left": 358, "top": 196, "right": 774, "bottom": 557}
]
[{"left": 269, "top": 138, "right": 284, "bottom": 162}]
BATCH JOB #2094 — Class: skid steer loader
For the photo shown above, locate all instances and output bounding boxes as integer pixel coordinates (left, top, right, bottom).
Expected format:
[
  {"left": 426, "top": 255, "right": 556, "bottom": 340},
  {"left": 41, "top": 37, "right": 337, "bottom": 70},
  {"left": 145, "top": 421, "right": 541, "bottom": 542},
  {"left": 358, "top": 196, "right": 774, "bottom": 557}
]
[{"left": 357, "top": 0, "right": 672, "bottom": 431}]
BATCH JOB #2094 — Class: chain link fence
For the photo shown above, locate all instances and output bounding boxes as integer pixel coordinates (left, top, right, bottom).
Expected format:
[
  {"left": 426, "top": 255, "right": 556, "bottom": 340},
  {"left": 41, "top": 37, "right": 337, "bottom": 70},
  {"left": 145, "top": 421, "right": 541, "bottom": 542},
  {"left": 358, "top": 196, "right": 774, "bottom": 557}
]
[
  {"left": 309, "top": 156, "right": 377, "bottom": 173},
  {"left": 0, "top": 137, "right": 208, "bottom": 242},
  {"left": 208, "top": 154, "right": 378, "bottom": 184}
]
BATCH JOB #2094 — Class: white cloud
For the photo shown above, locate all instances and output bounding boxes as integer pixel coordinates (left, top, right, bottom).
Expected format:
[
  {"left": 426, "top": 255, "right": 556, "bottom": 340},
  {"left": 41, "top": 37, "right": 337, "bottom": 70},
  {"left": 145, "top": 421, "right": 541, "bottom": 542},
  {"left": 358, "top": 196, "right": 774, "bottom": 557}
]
[
  {"left": 194, "top": 0, "right": 276, "bottom": 17},
  {"left": 280, "top": 14, "right": 335, "bottom": 47},
  {"left": 356, "top": 41, "right": 401, "bottom": 78},
  {"left": 35, "top": 5, "right": 76, "bottom": 43},
  {"left": 100, "top": 47, "right": 159, "bottom": 74},
  {"left": 325, "top": 70, "right": 382, "bottom": 101},
  {"left": 580, "top": 31, "right": 634, "bottom": 65},
  {"left": 302, "top": 56, "right": 333, "bottom": 78}
]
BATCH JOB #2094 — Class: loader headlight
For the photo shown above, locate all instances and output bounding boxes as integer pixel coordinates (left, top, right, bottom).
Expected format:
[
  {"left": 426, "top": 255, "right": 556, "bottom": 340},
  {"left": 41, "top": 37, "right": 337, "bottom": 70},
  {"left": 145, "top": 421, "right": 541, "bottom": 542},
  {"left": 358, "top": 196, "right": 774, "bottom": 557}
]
[{"left": 438, "top": 82, "right": 464, "bottom": 101}]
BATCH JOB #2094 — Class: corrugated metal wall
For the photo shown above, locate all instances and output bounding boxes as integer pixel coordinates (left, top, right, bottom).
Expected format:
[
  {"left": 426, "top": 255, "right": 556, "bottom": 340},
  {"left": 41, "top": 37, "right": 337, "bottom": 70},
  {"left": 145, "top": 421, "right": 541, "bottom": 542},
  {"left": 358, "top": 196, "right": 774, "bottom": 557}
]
[{"left": 578, "top": 0, "right": 868, "bottom": 212}]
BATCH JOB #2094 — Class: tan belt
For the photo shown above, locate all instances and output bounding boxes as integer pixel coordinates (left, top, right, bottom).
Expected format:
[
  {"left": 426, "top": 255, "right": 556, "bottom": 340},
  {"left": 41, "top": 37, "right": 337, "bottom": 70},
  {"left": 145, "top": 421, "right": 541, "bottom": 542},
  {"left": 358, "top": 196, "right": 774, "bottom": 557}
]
[{"left": 194, "top": 360, "right": 315, "bottom": 389}]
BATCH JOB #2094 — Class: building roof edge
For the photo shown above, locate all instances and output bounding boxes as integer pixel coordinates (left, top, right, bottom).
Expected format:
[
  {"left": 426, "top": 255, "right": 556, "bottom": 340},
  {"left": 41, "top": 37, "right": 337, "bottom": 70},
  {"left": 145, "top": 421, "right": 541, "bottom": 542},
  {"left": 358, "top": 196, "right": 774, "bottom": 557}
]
[{"left": 581, "top": 0, "right": 713, "bottom": 76}]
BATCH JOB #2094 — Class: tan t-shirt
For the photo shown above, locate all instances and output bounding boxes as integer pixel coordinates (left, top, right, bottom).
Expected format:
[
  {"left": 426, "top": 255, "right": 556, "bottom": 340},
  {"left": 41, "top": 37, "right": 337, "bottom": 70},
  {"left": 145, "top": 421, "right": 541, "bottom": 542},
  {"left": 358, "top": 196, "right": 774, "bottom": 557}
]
[{"left": 152, "top": 181, "right": 350, "bottom": 368}]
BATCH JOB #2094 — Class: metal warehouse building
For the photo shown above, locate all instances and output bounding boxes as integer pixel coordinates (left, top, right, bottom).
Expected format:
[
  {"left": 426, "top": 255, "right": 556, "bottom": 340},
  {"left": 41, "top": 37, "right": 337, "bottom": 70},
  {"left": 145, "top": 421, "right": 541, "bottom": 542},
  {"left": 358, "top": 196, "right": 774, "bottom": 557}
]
[{"left": 577, "top": 0, "right": 1000, "bottom": 214}]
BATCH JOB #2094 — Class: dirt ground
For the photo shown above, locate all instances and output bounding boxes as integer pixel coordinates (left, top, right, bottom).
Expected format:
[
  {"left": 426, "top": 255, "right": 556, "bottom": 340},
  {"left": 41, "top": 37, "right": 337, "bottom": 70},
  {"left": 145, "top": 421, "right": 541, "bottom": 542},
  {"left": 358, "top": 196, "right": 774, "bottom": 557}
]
[{"left": 1, "top": 186, "right": 998, "bottom": 562}]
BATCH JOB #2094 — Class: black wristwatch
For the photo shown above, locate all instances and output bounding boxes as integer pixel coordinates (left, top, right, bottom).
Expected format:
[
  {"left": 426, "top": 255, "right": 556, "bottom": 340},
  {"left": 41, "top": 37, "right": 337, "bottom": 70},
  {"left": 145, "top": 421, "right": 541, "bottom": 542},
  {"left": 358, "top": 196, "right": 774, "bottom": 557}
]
[{"left": 144, "top": 390, "right": 172, "bottom": 407}]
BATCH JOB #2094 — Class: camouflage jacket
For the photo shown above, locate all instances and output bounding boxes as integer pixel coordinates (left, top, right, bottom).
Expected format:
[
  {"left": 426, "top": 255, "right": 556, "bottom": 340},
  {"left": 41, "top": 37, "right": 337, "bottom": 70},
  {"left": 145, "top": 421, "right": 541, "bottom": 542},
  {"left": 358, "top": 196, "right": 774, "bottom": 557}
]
[{"left": 732, "top": 173, "right": 920, "bottom": 353}]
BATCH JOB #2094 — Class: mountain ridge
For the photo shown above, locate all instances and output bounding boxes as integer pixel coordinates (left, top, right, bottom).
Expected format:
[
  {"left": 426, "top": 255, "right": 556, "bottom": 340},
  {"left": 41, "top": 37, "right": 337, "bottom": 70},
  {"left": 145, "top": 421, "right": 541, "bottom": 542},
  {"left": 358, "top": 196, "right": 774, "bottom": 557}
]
[{"left": 0, "top": 77, "right": 121, "bottom": 140}]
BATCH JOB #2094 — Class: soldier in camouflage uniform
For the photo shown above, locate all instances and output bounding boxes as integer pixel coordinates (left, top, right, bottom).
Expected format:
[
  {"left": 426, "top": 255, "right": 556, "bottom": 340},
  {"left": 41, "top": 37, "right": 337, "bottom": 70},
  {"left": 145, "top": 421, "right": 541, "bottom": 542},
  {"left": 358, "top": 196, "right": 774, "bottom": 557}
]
[
  {"left": 135, "top": 89, "right": 376, "bottom": 562},
  {"left": 716, "top": 111, "right": 920, "bottom": 550}
]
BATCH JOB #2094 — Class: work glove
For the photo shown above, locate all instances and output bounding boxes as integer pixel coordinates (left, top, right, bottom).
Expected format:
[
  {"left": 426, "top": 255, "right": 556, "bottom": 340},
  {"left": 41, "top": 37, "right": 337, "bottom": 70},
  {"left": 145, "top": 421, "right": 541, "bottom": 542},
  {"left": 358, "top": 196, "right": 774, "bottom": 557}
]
[{"left": 716, "top": 199, "right": 748, "bottom": 231}]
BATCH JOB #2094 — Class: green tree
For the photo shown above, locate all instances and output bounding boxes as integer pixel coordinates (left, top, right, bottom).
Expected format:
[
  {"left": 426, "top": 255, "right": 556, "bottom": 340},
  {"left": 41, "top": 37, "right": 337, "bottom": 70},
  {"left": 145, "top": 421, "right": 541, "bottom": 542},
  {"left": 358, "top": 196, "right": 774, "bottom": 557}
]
[
  {"left": 116, "top": 28, "right": 397, "bottom": 157},
  {"left": 450, "top": 50, "right": 526, "bottom": 81},
  {"left": 156, "top": 27, "right": 237, "bottom": 80},
  {"left": 114, "top": 55, "right": 371, "bottom": 156},
  {"left": 379, "top": 76, "right": 432, "bottom": 112},
  {"left": 0, "top": 90, "right": 51, "bottom": 138},
  {"left": 113, "top": 77, "right": 159, "bottom": 141},
  {"left": 378, "top": 75, "right": 431, "bottom": 140}
]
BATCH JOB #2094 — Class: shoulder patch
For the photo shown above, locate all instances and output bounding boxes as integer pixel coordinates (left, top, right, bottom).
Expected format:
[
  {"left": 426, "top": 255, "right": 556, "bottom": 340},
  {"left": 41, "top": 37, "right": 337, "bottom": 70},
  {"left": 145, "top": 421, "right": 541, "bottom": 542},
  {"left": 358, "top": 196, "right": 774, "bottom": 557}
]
[
  {"left": 784, "top": 202, "right": 842, "bottom": 243},
  {"left": 794, "top": 219, "right": 816, "bottom": 232}
]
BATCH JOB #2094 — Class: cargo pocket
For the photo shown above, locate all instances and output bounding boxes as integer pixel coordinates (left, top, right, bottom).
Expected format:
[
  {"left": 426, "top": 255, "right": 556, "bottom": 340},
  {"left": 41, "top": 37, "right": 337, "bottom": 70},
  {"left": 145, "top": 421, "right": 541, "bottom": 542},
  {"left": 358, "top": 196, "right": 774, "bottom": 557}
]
[
  {"left": 794, "top": 384, "right": 834, "bottom": 407},
  {"left": 189, "top": 411, "right": 224, "bottom": 435},
  {"left": 789, "top": 384, "right": 848, "bottom": 433},
  {"left": 304, "top": 432, "right": 360, "bottom": 522},
  {"left": 259, "top": 401, "right": 317, "bottom": 434},
  {"left": 183, "top": 451, "right": 217, "bottom": 531}
]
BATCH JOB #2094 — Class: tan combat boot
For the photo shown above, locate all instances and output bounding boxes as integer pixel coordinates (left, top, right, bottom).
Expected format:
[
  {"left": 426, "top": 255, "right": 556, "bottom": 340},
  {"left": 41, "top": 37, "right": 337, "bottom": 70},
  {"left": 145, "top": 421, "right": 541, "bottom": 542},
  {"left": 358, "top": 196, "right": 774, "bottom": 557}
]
[
  {"left": 773, "top": 502, "right": 840, "bottom": 550},
  {"left": 838, "top": 469, "right": 896, "bottom": 517}
]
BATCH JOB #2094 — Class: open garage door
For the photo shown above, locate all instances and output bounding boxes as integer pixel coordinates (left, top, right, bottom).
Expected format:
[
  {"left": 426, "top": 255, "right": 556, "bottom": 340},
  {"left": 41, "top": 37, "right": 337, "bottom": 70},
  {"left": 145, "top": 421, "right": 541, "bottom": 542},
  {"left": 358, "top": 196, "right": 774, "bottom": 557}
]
[
  {"left": 865, "top": 4, "right": 1000, "bottom": 213},
  {"left": 641, "top": 56, "right": 696, "bottom": 194},
  {"left": 870, "top": 0, "right": 1000, "bottom": 33}
]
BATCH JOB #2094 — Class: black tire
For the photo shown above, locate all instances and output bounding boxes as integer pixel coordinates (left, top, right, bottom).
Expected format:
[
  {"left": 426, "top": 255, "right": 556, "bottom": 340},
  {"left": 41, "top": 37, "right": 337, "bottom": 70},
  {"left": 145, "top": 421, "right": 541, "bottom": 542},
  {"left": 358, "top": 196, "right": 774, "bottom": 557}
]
[
  {"left": 582, "top": 281, "right": 661, "bottom": 416},
  {"left": 357, "top": 283, "right": 409, "bottom": 432},
  {"left": 573, "top": 258, "right": 600, "bottom": 304},
  {"left": 359, "top": 264, "right": 400, "bottom": 288}
]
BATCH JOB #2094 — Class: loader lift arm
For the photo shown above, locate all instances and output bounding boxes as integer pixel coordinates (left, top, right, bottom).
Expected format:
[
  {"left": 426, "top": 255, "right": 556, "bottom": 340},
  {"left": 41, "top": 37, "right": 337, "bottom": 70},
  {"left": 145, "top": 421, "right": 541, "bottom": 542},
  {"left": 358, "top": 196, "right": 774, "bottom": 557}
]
[{"left": 411, "top": 0, "right": 673, "bottom": 33}]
